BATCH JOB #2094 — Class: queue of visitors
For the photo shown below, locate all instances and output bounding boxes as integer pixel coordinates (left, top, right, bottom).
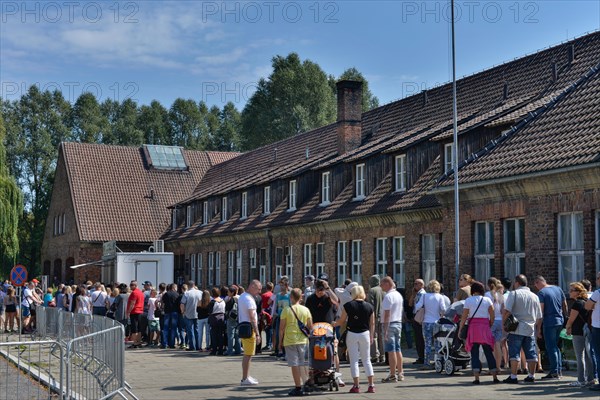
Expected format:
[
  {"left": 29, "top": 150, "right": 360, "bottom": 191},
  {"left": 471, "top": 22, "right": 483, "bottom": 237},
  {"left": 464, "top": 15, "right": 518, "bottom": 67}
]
[{"left": 2, "top": 270, "right": 600, "bottom": 395}]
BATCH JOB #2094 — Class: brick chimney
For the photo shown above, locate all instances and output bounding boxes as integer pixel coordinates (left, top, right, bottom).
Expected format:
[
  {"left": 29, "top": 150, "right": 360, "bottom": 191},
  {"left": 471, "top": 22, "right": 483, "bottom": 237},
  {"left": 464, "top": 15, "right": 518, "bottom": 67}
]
[{"left": 336, "top": 80, "right": 363, "bottom": 155}]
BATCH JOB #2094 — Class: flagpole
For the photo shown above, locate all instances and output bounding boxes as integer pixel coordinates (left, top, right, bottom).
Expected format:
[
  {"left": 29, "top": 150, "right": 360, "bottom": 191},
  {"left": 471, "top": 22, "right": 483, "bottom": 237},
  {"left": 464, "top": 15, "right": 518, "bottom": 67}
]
[{"left": 451, "top": 0, "right": 460, "bottom": 293}]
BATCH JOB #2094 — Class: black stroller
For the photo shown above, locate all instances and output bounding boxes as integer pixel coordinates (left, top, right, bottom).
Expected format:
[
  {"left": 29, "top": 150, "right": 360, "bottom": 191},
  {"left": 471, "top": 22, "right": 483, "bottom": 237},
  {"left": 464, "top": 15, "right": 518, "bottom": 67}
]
[
  {"left": 434, "top": 316, "right": 471, "bottom": 375},
  {"left": 304, "top": 322, "right": 339, "bottom": 392}
]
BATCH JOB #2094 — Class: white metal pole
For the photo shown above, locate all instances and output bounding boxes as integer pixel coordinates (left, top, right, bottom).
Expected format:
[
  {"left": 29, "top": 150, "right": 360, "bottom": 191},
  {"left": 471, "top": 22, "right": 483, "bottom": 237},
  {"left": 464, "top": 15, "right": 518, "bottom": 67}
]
[{"left": 451, "top": 0, "right": 460, "bottom": 293}]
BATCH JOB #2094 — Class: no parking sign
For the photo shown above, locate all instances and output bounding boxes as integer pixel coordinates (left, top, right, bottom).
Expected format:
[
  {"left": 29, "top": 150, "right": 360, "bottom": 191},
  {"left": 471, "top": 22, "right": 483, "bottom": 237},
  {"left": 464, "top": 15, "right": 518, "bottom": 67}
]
[{"left": 10, "top": 264, "right": 28, "bottom": 287}]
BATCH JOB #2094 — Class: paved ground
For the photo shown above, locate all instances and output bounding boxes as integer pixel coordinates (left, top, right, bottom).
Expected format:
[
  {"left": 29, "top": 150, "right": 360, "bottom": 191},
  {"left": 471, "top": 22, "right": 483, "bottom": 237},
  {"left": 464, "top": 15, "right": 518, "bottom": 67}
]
[{"left": 124, "top": 346, "right": 593, "bottom": 400}]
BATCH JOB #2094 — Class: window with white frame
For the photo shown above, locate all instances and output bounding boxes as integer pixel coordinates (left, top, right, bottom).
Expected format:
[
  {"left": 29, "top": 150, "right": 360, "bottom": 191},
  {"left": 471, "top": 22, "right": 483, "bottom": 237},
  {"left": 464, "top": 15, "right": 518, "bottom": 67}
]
[
  {"left": 393, "top": 236, "right": 405, "bottom": 288},
  {"left": 444, "top": 143, "right": 454, "bottom": 174},
  {"left": 259, "top": 248, "right": 267, "bottom": 284},
  {"left": 475, "top": 221, "right": 495, "bottom": 284},
  {"left": 227, "top": 250, "right": 234, "bottom": 284},
  {"left": 304, "top": 244, "right": 313, "bottom": 277},
  {"left": 241, "top": 192, "right": 248, "bottom": 219},
  {"left": 316, "top": 243, "right": 325, "bottom": 276},
  {"left": 264, "top": 186, "right": 271, "bottom": 214},
  {"left": 355, "top": 163, "right": 365, "bottom": 199},
  {"left": 289, "top": 180, "right": 297, "bottom": 211},
  {"left": 208, "top": 252, "right": 214, "bottom": 286},
  {"left": 202, "top": 201, "right": 208, "bottom": 225},
  {"left": 221, "top": 197, "right": 228, "bottom": 222},
  {"left": 186, "top": 205, "right": 192, "bottom": 227},
  {"left": 236, "top": 249, "right": 242, "bottom": 284},
  {"left": 215, "top": 252, "right": 221, "bottom": 286},
  {"left": 504, "top": 218, "right": 525, "bottom": 279},
  {"left": 395, "top": 155, "right": 407, "bottom": 192},
  {"left": 285, "top": 246, "right": 293, "bottom": 286},
  {"left": 596, "top": 211, "right": 600, "bottom": 275},
  {"left": 197, "top": 253, "right": 203, "bottom": 287},
  {"left": 351, "top": 240, "right": 362, "bottom": 283},
  {"left": 558, "top": 212, "right": 584, "bottom": 292},
  {"left": 321, "top": 172, "right": 331, "bottom": 205},
  {"left": 249, "top": 248, "right": 256, "bottom": 269},
  {"left": 376, "top": 238, "right": 387, "bottom": 277},
  {"left": 422, "top": 234, "right": 436, "bottom": 283},
  {"left": 53, "top": 215, "right": 58, "bottom": 236},
  {"left": 275, "top": 247, "right": 284, "bottom": 281},
  {"left": 337, "top": 241, "right": 347, "bottom": 286},
  {"left": 190, "top": 253, "right": 196, "bottom": 283}
]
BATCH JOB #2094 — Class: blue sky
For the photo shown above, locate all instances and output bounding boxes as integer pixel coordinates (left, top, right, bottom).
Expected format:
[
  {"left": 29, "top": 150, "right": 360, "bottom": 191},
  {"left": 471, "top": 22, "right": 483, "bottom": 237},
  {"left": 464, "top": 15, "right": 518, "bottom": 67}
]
[{"left": 1, "top": 1, "right": 599, "bottom": 110}]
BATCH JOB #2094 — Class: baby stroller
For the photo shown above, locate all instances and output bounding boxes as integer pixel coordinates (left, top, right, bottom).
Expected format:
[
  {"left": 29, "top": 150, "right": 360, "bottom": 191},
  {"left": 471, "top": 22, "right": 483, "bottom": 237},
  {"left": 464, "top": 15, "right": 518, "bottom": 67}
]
[
  {"left": 434, "top": 317, "right": 470, "bottom": 375},
  {"left": 304, "top": 322, "right": 339, "bottom": 392}
]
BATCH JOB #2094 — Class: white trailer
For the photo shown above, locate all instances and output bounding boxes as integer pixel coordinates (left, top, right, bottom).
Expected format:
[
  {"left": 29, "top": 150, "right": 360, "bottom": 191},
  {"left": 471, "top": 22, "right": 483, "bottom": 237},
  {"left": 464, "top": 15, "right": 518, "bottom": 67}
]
[{"left": 104, "top": 252, "right": 174, "bottom": 285}]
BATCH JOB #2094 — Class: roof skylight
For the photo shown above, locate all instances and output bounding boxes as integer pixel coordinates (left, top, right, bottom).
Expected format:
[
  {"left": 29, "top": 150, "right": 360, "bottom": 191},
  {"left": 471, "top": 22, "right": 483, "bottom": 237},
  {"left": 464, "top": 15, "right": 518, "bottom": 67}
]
[{"left": 144, "top": 145, "right": 188, "bottom": 170}]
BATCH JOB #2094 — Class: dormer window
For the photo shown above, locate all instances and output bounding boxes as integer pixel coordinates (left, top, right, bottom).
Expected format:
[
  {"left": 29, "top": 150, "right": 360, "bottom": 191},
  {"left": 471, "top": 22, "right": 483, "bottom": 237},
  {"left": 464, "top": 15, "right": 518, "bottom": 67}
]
[
  {"left": 202, "top": 201, "right": 208, "bottom": 225},
  {"left": 321, "top": 172, "right": 331, "bottom": 205},
  {"left": 355, "top": 163, "right": 365, "bottom": 200},
  {"left": 172, "top": 208, "right": 177, "bottom": 230},
  {"left": 241, "top": 192, "right": 248, "bottom": 219},
  {"left": 395, "top": 155, "right": 407, "bottom": 192},
  {"left": 186, "top": 205, "right": 192, "bottom": 228},
  {"left": 264, "top": 186, "right": 271, "bottom": 214},
  {"left": 221, "top": 196, "right": 228, "bottom": 222},
  {"left": 444, "top": 143, "right": 454, "bottom": 174},
  {"left": 288, "top": 180, "right": 297, "bottom": 211}
]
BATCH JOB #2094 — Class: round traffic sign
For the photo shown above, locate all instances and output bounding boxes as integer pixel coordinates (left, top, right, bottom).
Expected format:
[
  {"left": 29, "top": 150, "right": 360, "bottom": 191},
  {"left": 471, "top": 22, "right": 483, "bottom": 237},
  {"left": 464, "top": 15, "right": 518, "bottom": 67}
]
[{"left": 10, "top": 264, "right": 28, "bottom": 287}]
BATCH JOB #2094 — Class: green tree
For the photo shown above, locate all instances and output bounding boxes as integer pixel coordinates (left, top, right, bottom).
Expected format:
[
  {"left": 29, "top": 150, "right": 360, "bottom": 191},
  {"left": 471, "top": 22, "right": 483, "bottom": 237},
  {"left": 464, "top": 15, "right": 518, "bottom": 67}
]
[
  {"left": 71, "top": 92, "right": 109, "bottom": 143},
  {"left": 3, "top": 86, "right": 69, "bottom": 273},
  {"left": 240, "top": 53, "right": 336, "bottom": 150},
  {"left": 168, "top": 99, "right": 208, "bottom": 149},
  {"left": 338, "top": 67, "right": 380, "bottom": 111},
  {"left": 0, "top": 113, "right": 24, "bottom": 270},
  {"left": 100, "top": 98, "right": 120, "bottom": 144},
  {"left": 214, "top": 102, "right": 241, "bottom": 151},
  {"left": 113, "top": 99, "right": 143, "bottom": 146},
  {"left": 138, "top": 100, "right": 169, "bottom": 145}
]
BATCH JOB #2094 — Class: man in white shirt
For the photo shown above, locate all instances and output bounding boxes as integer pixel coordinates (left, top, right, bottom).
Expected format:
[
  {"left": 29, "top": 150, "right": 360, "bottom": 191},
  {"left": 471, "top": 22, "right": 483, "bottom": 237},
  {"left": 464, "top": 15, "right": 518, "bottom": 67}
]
[
  {"left": 21, "top": 281, "right": 42, "bottom": 332},
  {"left": 380, "top": 276, "right": 404, "bottom": 383},
  {"left": 585, "top": 272, "right": 600, "bottom": 391},
  {"left": 240, "top": 280, "right": 262, "bottom": 386},
  {"left": 503, "top": 274, "right": 542, "bottom": 384}
]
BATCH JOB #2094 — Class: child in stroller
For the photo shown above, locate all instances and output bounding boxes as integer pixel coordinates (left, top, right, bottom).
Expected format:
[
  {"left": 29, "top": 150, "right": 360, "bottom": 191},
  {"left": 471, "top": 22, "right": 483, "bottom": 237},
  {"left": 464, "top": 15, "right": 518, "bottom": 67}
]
[{"left": 304, "top": 322, "right": 339, "bottom": 392}]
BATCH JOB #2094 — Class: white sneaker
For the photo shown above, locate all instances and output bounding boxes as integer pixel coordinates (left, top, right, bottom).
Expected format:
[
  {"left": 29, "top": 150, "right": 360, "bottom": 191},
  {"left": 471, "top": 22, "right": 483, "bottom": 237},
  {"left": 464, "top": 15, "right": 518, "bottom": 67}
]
[
  {"left": 568, "top": 381, "right": 585, "bottom": 387},
  {"left": 241, "top": 377, "right": 258, "bottom": 386}
]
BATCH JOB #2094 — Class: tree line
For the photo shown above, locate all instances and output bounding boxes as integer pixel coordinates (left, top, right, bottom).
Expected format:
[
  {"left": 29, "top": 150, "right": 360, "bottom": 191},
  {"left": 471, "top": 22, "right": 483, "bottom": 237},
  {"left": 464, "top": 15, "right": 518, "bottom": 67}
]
[{"left": 0, "top": 52, "right": 378, "bottom": 276}]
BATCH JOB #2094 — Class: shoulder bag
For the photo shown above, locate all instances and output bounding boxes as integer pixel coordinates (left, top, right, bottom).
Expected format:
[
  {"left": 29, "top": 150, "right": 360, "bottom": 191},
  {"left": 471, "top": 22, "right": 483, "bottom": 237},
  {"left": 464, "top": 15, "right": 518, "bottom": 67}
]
[
  {"left": 459, "top": 297, "right": 484, "bottom": 340},
  {"left": 503, "top": 292, "right": 520, "bottom": 332},
  {"left": 289, "top": 305, "right": 310, "bottom": 337}
]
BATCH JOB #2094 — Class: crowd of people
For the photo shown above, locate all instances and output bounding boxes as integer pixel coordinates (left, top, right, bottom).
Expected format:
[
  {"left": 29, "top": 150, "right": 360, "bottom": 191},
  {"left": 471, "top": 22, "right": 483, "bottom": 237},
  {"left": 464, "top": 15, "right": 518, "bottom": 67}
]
[{"left": 1, "top": 271, "right": 600, "bottom": 396}]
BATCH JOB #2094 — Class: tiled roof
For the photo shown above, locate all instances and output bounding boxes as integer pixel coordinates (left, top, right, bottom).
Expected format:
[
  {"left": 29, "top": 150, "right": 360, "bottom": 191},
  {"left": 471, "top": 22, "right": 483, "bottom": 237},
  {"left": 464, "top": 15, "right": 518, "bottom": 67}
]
[
  {"left": 439, "top": 60, "right": 600, "bottom": 185},
  {"left": 60, "top": 142, "right": 238, "bottom": 242},
  {"left": 166, "top": 31, "right": 600, "bottom": 241}
]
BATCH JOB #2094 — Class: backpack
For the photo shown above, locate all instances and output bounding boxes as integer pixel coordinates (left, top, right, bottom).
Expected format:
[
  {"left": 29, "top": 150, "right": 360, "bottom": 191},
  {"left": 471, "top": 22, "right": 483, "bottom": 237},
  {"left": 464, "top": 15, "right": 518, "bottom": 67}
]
[{"left": 228, "top": 298, "right": 238, "bottom": 321}]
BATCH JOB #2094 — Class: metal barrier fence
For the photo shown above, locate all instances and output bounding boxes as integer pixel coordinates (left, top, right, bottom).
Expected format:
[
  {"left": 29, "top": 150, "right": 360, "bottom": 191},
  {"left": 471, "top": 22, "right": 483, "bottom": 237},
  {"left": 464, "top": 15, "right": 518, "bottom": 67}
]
[{"left": 0, "top": 307, "right": 137, "bottom": 400}]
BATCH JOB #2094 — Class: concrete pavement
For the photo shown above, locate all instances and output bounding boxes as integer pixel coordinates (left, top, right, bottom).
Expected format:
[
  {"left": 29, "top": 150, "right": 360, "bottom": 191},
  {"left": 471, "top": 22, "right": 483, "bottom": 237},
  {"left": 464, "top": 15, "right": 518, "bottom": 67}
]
[{"left": 124, "top": 346, "right": 590, "bottom": 400}]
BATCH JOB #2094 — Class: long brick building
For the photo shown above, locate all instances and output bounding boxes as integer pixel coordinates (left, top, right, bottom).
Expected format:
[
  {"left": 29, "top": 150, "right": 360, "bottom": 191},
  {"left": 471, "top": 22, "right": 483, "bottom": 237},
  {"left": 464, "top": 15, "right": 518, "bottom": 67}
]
[{"left": 163, "top": 32, "right": 600, "bottom": 293}]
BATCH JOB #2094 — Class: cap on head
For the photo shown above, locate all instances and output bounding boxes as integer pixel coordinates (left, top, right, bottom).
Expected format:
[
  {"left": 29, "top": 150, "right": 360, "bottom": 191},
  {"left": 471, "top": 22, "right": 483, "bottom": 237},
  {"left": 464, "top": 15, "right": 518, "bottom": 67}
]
[
  {"left": 143, "top": 281, "right": 152, "bottom": 287},
  {"left": 305, "top": 275, "right": 315, "bottom": 282},
  {"left": 317, "top": 273, "right": 329, "bottom": 282}
]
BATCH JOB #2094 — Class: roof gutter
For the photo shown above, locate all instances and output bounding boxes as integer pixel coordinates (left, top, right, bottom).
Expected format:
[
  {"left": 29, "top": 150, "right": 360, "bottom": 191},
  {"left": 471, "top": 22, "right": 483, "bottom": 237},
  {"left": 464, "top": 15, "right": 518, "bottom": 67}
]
[{"left": 432, "top": 162, "right": 600, "bottom": 193}]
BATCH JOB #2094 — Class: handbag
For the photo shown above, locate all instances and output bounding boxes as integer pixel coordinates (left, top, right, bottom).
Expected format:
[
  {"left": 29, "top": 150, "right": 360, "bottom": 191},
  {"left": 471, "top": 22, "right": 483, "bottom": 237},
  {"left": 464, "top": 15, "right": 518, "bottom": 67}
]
[
  {"left": 504, "top": 313, "right": 519, "bottom": 332},
  {"left": 414, "top": 307, "right": 425, "bottom": 324},
  {"left": 459, "top": 297, "right": 484, "bottom": 341},
  {"left": 289, "top": 305, "right": 310, "bottom": 337},
  {"left": 238, "top": 321, "right": 253, "bottom": 338}
]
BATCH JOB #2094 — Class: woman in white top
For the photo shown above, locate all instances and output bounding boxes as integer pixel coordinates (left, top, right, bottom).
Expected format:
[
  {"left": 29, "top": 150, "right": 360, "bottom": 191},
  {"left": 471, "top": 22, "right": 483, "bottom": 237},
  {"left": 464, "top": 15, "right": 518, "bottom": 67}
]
[
  {"left": 484, "top": 278, "right": 506, "bottom": 370},
  {"left": 414, "top": 280, "right": 448, "bottom": 368},
  {"left": 459, "top": 281, "right": 498, "bottom": 384}
]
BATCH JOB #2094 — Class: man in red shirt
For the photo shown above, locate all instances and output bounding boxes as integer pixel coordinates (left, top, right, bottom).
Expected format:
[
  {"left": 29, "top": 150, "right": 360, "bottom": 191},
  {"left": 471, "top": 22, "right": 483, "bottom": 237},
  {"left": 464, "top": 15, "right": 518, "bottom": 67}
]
[{"left": 126, "top": 280, "right": 145, "bottom": 348}]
